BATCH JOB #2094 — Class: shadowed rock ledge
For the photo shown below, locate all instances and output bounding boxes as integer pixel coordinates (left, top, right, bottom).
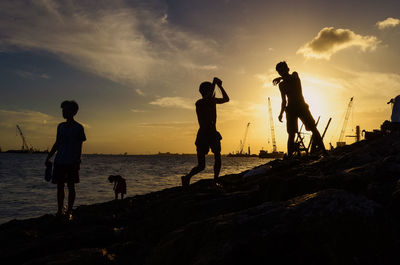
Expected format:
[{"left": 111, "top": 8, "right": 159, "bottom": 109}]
[{"left": 2, "top": 135, "right": 400, "bottom": 265}]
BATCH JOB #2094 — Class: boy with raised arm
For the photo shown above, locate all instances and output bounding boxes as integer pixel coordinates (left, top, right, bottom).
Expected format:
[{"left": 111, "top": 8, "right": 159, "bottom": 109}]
[
  {"left": 45, "top": 100, "right": 86, "bottom": 217},
  {"left": 273, "top": 61, "right": 326, "bottom": 157},
  {"left": 182, "top": 77, "right": 229, "bottom": 188}
]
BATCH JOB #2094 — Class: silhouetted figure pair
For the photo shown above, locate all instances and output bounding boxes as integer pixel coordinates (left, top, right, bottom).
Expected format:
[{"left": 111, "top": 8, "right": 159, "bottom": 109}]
[
  {"left": 273, "top": 62, "right": 326, "bottom": 157},
  {"left": 182, "top": 77, "right": 229, "bottom": 188},
  {"left": 45, "top": 100, "right": 86, "bottom": 218}
]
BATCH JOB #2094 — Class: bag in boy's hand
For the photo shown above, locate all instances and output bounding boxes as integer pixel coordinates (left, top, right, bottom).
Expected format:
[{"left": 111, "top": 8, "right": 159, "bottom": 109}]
[{"left": 45, "top": 161, "right": 53, "bottom": 182}]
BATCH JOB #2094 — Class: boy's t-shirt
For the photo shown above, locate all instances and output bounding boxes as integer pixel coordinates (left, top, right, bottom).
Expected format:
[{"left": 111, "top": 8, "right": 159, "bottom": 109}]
[{"left": 54, "top": 121, "right": 86, "bottom": 166}]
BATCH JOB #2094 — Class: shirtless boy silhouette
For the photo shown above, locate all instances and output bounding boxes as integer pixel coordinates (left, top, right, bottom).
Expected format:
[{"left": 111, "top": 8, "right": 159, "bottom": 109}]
[
  {"left": 181, "top": 77, "right": 229, "bottom": 188},
  {"left": 273, "top": 62, "right": 326, "bottom": 157}
]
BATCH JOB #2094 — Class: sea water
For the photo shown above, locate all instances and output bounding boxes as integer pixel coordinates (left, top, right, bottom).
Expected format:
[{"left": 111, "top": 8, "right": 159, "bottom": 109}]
[{"left": 0, "top": 153, "right": 270, "bottom": 224}]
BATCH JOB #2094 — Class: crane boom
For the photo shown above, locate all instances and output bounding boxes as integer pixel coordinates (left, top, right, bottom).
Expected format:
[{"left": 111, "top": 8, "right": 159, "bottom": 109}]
[
  {"left": 268, "top": 98, "right": 277, "bottom": 153},
  {"left": 239, "top": 122, "right": 250, "bottom": 154},
  {"left": 16, "top": 125, "right": 30, "bottom": 151},
  {"left": 338, "top": 97, "right": 354, "bottom": 143}
]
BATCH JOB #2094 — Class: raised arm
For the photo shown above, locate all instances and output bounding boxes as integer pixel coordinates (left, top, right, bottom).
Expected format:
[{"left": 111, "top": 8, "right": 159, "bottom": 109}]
[
  {"left": 278, "top": 85, "right": 286, "bottom": 122},
  {"left": 213, "top": 77, "right": 229, "bottom": 104}
]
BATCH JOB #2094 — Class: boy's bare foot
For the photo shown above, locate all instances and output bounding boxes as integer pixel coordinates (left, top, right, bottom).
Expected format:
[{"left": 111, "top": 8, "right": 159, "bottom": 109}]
[
  {"left": 214, "top": 178, "right": 224, "bottom": 190},
  {"left": 55, "top": 206, "right": 66, "bottom": 217},
  {"left": 66, "top": 209, "right": 73, "bottom": 221},
  {"left": 214, "top": 183, "right": 224, "bottom": 192},
  {"left": 181, "top": 175, "right": 190, "bottom": 189}
]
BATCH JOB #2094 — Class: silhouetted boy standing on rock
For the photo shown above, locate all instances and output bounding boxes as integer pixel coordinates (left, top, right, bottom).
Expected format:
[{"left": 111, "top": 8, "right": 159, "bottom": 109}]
[
  {"left": 182, "top": 77, "right": 229, "bottom": 188},
  {"left": 45, "top": 100, "right": 86, "bottom": 218},
  {"left": 273, "top": 62, "right": 326, "bottom": 157}
]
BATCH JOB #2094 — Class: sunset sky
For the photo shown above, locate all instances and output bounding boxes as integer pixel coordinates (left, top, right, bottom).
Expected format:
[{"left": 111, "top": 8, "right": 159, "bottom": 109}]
[{"left": 1, "top": 0, "right": 399, "bottom": 154}]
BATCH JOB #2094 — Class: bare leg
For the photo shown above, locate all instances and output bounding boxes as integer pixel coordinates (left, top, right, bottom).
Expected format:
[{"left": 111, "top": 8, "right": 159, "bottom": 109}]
[
  {"left": 287, "top": 133, "right": 296, "bottom": 157},
  {"left": 310, "top": 127, "right": 326, "bottom": 152},
  {"left": 57, "top": 183, "right": 65, "bottom": 214},
  {"left": 182, "top": 152, "right": 206, "bottom": 187},
  {"left": 66, "top": 183, "right": 75, "bottom": 213},
  {"left": 214, "top": 152, "right": 221, "bottom": 181}
]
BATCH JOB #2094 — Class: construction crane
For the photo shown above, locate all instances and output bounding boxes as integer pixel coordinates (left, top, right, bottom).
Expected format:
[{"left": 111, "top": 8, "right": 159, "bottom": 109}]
[
  {"left": 239, "top": 122, "right": 251, "bottom": 154},
  {"left": 16, "top": 125, "right": 31, "bottom": 151},
  {"left": 268, "top": 97, "right": 277, "bottom": 153},
  {"left": 337, "top": 97, "right": 354, "bottom": 147}
]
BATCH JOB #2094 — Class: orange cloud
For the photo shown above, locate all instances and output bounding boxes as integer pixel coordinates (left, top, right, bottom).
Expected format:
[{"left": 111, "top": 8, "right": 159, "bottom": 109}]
[
  {"left": 376, "top": 17, "right": 400, "bottom": 29},
  {"left": 297, "top": 27, "right": 379, "bottom": 60}
]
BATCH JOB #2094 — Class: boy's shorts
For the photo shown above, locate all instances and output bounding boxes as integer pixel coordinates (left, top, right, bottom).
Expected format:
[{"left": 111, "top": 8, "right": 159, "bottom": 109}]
[
  {"left": 52, "top": 164, "right": 80, "bottom": 184},
  {"left": 195, "top": 130, "right": 222, "bottom": 154},
  {"left": 286, "top": 104, "right": 316, "bottom": 134}
]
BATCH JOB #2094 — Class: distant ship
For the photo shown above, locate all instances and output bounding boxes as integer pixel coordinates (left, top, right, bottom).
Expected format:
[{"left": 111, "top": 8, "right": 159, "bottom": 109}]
[{"left": 258, "top": 150, "right": 284, "bottom": 159}]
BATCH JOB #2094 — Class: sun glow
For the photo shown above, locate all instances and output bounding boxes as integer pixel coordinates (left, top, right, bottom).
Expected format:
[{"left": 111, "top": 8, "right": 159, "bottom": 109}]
[{"left": 300, "top": 74, "right": 340, "bottom": 121}]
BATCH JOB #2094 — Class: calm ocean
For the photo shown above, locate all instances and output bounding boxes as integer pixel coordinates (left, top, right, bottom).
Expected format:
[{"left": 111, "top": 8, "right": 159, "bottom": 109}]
[{"left": 0, "top": 153, "right": 270, "bottom": 224}]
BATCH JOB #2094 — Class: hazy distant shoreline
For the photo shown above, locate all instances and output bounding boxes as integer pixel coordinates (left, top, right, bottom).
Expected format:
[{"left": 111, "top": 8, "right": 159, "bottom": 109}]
[{"left": 1, "top": 152, "right": 263, "bottom": 156}]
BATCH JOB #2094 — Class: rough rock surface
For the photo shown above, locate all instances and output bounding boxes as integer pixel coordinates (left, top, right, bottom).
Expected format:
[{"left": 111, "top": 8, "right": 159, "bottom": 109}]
[{"left": 2, "top": 134, "right": 400, "bottom": 265}]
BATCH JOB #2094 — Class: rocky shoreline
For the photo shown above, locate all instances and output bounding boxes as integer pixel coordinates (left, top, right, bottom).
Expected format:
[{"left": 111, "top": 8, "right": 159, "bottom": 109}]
[{"left": 2, "top": 135, "right": 400, "bottom": 265}]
